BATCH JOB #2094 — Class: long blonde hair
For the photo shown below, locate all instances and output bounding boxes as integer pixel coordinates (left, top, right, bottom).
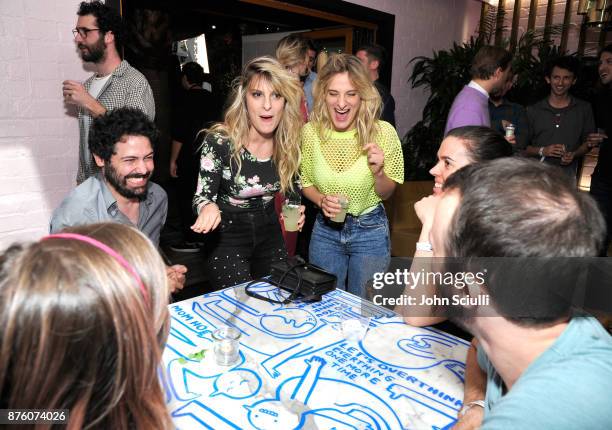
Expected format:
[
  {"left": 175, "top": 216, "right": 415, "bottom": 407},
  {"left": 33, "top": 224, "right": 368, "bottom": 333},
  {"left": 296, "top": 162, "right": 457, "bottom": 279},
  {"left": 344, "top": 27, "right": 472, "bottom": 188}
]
[
  {"left": 0, "top": 223, "right": 172, "bottom": 430},
  {"left": 311, "top": 53, "right": 382, "bottom": 148},
  {"left": 275, "top": 34, "right": 308, "bottom": 71},
  {"left": 208, "top": 56, "right": 303, "bottom": 194}
]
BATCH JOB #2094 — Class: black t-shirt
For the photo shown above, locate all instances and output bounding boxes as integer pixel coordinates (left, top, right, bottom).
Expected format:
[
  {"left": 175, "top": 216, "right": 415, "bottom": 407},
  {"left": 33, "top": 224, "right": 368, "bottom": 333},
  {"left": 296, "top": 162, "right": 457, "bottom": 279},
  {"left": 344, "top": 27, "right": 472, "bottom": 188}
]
[
  {"left": 374, "top": 80, "right": 396, "bottom": 127},
  {"left": 172, "top": 88, "right": 216, "bottom": 165},
  {"left": 592, "top": 88, "right": 612, "bottom": 183}
]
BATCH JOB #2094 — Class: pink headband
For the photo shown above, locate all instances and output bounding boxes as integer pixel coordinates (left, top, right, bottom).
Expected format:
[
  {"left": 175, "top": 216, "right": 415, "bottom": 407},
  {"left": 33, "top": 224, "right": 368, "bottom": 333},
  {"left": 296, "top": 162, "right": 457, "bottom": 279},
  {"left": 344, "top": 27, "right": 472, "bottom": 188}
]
[{"left": 42, "top": 233, "right": 149, "bottom": 304}]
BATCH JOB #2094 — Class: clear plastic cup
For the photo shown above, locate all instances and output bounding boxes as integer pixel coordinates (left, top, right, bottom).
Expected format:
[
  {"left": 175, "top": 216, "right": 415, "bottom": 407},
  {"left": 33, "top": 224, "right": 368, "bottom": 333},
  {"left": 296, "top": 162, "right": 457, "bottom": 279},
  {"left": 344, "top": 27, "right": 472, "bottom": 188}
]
[
  {"left": 332, "top": 195, "right": 349, "bottom": 223},
  {"left": 212, "top": 326, "right": 241, "bottom": 366},
  {"left": 282, "top": 197, "right": 301, "bottom": 232},
  {"left": 341, "top": 316, "right": 371, "bottom": 343}
]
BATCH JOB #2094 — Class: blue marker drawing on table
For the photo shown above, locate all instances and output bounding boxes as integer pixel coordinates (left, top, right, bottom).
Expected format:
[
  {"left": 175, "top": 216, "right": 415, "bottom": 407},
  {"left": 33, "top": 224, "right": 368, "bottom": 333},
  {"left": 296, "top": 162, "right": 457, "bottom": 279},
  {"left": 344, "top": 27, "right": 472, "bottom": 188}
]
[
  {"left": 245, "top": 356, "right": 402, "bottom": 430},
  {"left": 163, "top": 284, "right": 468, "bottom": 429}
]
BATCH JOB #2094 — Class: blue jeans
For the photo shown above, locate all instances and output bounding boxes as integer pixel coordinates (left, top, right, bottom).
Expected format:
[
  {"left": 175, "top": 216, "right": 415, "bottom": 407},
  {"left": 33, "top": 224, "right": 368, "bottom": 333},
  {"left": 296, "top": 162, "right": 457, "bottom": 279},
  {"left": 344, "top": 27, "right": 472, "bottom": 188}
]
[{"left": 309, "top": 203, "right": 391, "bottom": 298}]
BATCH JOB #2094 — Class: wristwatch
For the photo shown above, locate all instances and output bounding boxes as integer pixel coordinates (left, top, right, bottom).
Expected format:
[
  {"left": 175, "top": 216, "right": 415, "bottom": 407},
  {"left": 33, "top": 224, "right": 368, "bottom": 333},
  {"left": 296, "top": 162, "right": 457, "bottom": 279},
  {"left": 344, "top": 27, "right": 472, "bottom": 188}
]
[
  {"left": 538, "top": 147, "right": 545, "bottom": 157},
  {"left": 458, "top": 399, "right": 485, "bottom": 417}
]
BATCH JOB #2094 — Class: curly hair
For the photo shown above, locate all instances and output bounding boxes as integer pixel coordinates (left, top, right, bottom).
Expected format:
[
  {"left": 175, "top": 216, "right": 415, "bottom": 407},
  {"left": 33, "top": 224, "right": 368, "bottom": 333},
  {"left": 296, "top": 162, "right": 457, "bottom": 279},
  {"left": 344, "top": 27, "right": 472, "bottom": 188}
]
[
  {"left": 207, "top": 56, "right": 303, "bottom": 194},
  {"left": 310, "top": 53, "right": 382, "bottom": 148},
  {"left": 89, "top": 107, "right": 159, "bottom": 162},
  {"left": 77, "top": 1, "right": 125, "bottom": 51}
]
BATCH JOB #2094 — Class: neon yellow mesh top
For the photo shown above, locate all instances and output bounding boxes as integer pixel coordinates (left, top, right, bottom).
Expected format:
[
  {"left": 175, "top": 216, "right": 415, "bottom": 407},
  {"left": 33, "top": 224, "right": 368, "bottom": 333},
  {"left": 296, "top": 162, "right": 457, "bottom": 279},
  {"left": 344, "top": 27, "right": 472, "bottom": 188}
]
[{"left": 300, "top": 120, "right": 404, "bottom": 215}]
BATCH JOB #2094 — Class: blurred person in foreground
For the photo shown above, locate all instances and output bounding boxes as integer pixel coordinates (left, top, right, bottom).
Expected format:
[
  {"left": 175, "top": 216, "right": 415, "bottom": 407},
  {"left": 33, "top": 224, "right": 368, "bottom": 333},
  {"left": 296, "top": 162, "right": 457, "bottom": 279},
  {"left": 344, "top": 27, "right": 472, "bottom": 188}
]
[
  {"left": 432, "top": 158, "right": 612, "bottom": 429},
  {"left": 0, "top": 222, "right": 172, "bottom": 429}
]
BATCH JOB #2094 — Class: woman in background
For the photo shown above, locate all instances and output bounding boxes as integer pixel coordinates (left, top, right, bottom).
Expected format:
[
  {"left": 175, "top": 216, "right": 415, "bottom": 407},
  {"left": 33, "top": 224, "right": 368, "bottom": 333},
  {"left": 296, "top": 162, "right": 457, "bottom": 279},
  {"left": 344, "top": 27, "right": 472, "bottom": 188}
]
[
  {"left": 274, "top": 34, "right": 311, "bottom": 256},
  {"left": 300, "top": 53, "right": 404, "bottom": 298},
  {"left": 0, "top": 222, "right": 172, "bottom": 429},
  {"left": 191, "top": 56, "right": 305, "bottom": 289}
]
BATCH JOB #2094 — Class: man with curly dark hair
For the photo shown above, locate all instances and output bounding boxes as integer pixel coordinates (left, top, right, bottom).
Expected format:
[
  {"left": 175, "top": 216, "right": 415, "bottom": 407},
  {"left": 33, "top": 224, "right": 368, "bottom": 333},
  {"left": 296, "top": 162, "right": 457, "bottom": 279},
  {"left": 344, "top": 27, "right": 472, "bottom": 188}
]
[
  {"left": 62, "top": 1, "right": 155, "bottom": 185},
  {"left": 50, "top": 108, "right": 186, "bottom": 292}
]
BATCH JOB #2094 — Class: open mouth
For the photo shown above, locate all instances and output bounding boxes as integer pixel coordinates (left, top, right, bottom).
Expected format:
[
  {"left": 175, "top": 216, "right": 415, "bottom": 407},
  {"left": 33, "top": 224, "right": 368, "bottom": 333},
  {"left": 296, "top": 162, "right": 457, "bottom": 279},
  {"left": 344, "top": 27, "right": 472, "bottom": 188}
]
[
  {"left": 334, "top": 108, "right": 350, "bottom": 122},
  {"left": 126, "top": 176, "right": 148, "bottom": 187},
  {"left": 260, "top": 115, "right": 274, "bottom": 122},
  {"left": 433, "top": 182, "right": 443, "bottom": 194}
]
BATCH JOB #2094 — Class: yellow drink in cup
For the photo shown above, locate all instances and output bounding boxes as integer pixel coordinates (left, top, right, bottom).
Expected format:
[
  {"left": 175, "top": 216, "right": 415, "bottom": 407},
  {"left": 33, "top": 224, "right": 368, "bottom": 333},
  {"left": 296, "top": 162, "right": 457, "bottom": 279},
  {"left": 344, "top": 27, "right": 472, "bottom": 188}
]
[
  {"left": 332, "top": 195, "right": 349, "bottom": 222},
  {"left": 282, "top": 200, "right": 300, "bottom": 232}
]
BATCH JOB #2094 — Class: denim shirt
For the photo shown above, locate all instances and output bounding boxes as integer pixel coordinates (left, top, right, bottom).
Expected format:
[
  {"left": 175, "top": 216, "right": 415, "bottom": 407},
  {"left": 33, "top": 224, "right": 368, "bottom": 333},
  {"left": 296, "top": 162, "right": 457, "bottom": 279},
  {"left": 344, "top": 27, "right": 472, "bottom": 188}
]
[{"left": 50, "top": 174, "right": 167, "bottom": 245}]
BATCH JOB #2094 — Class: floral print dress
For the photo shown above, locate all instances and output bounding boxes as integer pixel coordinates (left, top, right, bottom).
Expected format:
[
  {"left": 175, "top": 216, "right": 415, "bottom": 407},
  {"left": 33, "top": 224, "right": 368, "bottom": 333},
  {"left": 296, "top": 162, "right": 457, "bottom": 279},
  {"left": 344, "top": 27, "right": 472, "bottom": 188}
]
[{"left": 193, "top": 133, "right": 299, "bottom": 213}]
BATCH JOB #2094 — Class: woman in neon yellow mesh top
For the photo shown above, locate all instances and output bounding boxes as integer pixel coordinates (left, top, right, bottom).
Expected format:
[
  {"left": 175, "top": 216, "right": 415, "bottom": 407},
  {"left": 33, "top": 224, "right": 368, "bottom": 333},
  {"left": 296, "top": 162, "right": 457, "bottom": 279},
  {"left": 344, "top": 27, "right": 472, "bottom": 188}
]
[{"left": 300, "top": 53, "right": 404, "bottom": 297}]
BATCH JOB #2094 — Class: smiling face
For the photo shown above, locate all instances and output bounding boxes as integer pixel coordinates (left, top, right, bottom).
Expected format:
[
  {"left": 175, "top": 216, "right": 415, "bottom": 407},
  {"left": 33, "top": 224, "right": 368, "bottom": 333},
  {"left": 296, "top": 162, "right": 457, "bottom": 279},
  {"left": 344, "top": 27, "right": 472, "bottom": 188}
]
[
  {"left": 545, "top": 66, "right": 576, "bottom": 98},
  {"left": 599, "top": 51, "right": 612, "bottom": 85},
  {"left": 429, "top": 136, "right": 473, "bottom": 195},
  {"left": 246, "top": 76, "right": 285, "bottom": 140},
  {"left": 95, "top": 135, "right": 154, "bottom": 200},
  {"left": 325, "top": 72, "right": 361, "bottom": 132}
]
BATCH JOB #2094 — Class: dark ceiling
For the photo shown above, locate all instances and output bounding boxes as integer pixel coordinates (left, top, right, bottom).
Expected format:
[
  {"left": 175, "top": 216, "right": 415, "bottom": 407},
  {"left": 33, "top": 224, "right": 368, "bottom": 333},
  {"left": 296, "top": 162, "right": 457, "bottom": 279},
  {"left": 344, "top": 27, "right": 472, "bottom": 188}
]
[{"left": 127, "top": 0, "right": 346, "bottom": 41}]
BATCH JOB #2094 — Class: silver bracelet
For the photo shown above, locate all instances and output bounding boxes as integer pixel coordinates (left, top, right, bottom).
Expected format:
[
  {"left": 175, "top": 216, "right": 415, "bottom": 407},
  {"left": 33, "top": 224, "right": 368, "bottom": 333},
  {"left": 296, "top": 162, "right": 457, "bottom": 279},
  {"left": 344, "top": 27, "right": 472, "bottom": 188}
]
[
  {"left": 458, "top": 399, "right": 485, "bottom": 417},
  {"left": 416, "top": 242, "right": 433, "bottom": 252}
]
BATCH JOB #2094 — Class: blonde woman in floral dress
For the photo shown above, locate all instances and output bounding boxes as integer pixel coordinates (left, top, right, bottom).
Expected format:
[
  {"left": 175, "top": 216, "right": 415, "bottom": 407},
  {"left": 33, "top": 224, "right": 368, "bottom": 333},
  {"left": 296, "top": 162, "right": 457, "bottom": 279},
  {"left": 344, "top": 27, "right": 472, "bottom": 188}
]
[{"left": 191, "top": 57, "right": 305, "bottom": 289}]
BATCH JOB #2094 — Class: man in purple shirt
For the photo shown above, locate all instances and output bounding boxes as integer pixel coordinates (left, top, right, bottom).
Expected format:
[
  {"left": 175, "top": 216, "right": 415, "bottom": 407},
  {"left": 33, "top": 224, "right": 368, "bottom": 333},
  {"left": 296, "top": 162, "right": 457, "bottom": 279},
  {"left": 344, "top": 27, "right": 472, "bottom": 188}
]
[{"left": 445, "top": 46, "right": 513, "bottom": 135}]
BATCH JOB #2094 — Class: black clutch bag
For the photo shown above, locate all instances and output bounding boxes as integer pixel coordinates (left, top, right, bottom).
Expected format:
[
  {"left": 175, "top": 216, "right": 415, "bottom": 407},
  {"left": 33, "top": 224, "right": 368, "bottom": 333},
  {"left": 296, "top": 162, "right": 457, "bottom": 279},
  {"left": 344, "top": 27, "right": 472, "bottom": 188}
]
[{"left": 245, "top": 256, "right": 337, "bottom": 304}]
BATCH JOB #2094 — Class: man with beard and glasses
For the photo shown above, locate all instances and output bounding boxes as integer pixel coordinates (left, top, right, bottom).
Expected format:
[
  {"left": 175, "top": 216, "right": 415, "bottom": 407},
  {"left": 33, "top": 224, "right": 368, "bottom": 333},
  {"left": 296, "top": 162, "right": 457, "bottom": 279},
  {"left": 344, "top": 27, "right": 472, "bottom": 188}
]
[
  {"left": 51, "top": 108, "right": 186, "bottom": 292},
  {"left": 429, "top": 158, "right": 612, "bottom": 429},
  {"left": 63, "top": 1, "right": 155, "bottom": 185}
]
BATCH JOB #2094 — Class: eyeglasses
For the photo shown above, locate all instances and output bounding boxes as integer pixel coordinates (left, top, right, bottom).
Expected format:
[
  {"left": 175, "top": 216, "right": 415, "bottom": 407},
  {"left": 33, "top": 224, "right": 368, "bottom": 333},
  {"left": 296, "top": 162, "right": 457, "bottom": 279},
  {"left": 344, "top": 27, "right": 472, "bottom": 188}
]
[{"left": 72, "top": 27, "right": 100, "bottom": 38}]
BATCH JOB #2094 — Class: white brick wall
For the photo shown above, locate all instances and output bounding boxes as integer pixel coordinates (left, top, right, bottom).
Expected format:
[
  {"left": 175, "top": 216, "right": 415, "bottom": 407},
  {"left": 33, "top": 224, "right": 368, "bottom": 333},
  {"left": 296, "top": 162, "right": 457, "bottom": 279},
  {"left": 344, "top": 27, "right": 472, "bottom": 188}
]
[
  {"left": 0, "top": 0, "right": 479, "bottom": 249},
  {"left": 0, "top": 0, "right": 87, "bottom": 248},
  {"left": 347, "top": 0, "right": 480, "bottom": 137}
]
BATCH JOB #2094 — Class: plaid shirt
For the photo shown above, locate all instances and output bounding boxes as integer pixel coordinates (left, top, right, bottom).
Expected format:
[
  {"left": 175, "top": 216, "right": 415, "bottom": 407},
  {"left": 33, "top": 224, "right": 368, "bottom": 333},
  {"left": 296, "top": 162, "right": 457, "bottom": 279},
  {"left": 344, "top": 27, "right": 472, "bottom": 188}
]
[
  {"left": 76, "top": 60, "right": 155, "bottom": 184},
  {"left": 489, "top": 98, "right": 529, "bottom": 152}
]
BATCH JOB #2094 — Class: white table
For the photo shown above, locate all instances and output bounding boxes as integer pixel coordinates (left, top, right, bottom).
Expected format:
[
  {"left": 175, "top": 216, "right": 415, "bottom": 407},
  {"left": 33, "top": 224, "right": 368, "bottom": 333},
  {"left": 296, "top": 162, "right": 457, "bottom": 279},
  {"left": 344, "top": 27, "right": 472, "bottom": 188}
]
[{"left": 162, "top": 282, "right": 469, "bottom": 430}]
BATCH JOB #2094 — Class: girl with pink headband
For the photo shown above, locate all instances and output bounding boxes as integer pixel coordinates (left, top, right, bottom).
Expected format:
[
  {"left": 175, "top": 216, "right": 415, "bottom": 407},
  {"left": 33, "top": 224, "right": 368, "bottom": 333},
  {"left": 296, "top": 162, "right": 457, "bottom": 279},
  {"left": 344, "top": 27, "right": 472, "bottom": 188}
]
[{"left": 0, "top": 222, "right": 172, "bottom": 428}]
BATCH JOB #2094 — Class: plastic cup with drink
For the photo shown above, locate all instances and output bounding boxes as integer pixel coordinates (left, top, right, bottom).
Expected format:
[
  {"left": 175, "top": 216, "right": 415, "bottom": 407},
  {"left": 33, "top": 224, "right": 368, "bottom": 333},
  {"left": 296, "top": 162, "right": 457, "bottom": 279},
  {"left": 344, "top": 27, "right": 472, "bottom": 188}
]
[
  {"left": 282, "top": 196, "right": 301, "bottom": 232},
  {"left": 331, "top": 195, "right": 349, "bottom": 223}
]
